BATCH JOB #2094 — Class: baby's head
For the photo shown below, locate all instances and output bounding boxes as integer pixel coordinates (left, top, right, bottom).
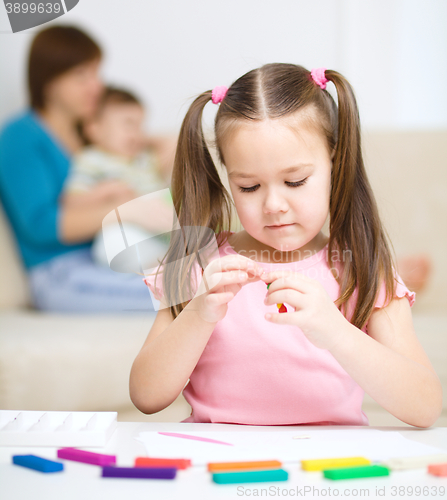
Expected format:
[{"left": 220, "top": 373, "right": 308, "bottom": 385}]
[{"left": 83, "top": 86, "right": 145, "bottom": 160}]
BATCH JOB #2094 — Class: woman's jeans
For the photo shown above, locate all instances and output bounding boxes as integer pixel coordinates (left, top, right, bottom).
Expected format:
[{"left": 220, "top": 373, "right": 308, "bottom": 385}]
[{"left": 28, "top": 247, "right": 159, "bottom": 313}]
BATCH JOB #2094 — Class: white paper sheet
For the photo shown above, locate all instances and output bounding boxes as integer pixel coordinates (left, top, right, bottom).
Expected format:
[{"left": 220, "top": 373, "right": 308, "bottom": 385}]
[{"left": 136, "top": 429, "right": 446, "bottom": 466}]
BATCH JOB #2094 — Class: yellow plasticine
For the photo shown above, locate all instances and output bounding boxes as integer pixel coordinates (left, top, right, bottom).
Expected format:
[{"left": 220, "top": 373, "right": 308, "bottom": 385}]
[
  {"left": 267, "top": 283, "right": 285, "bottom": 311},
  {"left": 301, "top": 457, "right": 371, "bottom": 471}
]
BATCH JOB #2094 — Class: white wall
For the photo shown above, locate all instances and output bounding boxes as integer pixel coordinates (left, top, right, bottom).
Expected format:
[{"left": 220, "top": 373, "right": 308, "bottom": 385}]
[{"left": 0, "top": 0, "right": 446, "bottom": 134}]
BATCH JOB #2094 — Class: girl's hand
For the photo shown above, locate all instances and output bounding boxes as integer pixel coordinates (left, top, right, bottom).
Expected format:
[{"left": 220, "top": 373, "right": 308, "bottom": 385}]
[
  {"left": 261, "top": 270, "right": 349, "bottom": 351},
  {"left": 190, "top": 255, "right": 264, "bottom": 325}
]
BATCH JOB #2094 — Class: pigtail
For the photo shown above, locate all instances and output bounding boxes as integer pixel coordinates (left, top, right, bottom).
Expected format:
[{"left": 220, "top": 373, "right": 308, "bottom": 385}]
[
  {"left": 324, "top": 70, "right": 397, "bottom": 330},
  {"left": 155, "top": 92, "right": 234, "bottom": 320}
]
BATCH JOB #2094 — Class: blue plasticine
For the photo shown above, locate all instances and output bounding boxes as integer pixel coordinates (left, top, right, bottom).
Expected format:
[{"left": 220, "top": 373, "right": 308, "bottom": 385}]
[{"left": 13, "top": 454, "right": 64, "bottom": 473}]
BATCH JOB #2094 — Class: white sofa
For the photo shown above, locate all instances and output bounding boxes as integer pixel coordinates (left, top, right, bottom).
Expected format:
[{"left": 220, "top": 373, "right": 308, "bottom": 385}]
[
  {"left": 0, "top": 131, "right": 446, "bottom": 426},
  {"left": 0, "top": 200, "right": 192, "bottom": 422}
]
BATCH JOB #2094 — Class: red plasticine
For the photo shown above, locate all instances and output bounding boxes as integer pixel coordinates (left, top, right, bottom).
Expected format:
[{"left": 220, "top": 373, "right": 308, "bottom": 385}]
[
  {"left": 135, "top": 457, "right": 191, "bottom": 469},
  {"left": 428, "top": 463, "right": 447, "bottom": 477},
  {"left": 266, "top": 283, "right": 287, "bottom": 313}
]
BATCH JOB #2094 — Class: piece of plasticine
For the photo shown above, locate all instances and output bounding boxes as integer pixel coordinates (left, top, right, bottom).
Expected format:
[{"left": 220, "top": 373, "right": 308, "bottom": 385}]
[
  {"left": 212, "top": 468, "right": 288, "bottom": 484},
  {"left": 102, "top": 465, "right": 177, "bottom": 479},
  {"left": 57, "top": 447, "right": 116, "bottom": 466},
  {"left": 381, "top": 453, "right": 447, "bottom": 470},
  {"left": 13, "top": 454, "right": 64, "bottom": 473},
  {"left": 302, "top": 456, "right": 370, "bottom": 471},
  {"left": 135, "top": 457, "right": 191, "bottom": 469},
  {"left": 208, "top": 460, "right": 282, "bottom": 472},
  {"left": 428, "top": 462, "right": 447, "bottom": 477},
  {"left": 323, "top": 465, "right": 390, "bottom": 480},
  {"left": 266, "top": 283, "right": 287, "bottom": 313}
]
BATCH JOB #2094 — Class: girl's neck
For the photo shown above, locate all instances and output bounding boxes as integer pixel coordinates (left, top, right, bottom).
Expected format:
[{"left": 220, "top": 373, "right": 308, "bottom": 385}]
[{"left": 36, "top": 104, "right": 83, "bottom": 155}]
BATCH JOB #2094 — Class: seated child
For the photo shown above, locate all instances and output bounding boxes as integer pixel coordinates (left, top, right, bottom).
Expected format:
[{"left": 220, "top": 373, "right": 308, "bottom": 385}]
[
  {"left": 62, "top": 86, "right": 175, "bottom": 268},
  {"left": 130, "top": 64, "right": 442, "bottom": 428}
]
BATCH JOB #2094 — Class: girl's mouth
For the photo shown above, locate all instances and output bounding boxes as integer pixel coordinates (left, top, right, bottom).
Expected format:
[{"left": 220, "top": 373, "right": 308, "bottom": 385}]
[{"left": 266, "top": 223, "right": 295, "bottom": 230}]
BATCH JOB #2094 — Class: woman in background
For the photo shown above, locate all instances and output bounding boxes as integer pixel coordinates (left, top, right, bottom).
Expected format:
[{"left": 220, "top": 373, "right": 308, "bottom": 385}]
[{"left": 0, "top": 25, "right": 173, "bottom": 313}]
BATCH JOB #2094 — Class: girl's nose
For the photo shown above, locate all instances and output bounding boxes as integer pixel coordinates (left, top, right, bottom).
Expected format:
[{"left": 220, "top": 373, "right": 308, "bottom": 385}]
[{"left": 263, "top": 189, "right": 289, "bottom": 214}]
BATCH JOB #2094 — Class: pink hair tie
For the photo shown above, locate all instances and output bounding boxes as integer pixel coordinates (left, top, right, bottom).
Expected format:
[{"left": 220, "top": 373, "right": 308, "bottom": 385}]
[
  {"left": 310, "top": 67, "right": 328, "bottom": 90},
  {"left": 212, "top": 85, "right": 228, "bottom": 104}
]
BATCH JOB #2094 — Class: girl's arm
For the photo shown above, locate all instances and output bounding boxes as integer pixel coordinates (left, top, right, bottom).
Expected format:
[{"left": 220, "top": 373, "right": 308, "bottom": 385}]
[
  {"left": 328, "top": 296, "right": 443, "bottom": 428},
  {"left": 129, "top": 255, "right": 264, "bottom": 414},
  {"left": 129, "top": 297, "right": 218, "bottom": 414}
]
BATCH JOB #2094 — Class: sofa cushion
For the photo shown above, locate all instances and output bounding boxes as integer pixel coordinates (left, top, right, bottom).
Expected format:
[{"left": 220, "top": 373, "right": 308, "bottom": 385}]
[
  {"left": 0, "top": 310, "right": 156, "bottom": 412},
  {"left": 0, "top": 201, "right": 31, "bottom": 309}
]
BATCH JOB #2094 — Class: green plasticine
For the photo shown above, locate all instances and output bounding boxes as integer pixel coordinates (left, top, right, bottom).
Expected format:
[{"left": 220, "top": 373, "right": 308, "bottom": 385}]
[{"left": 323, "top": 465, "right": 390, "bottom": 480}]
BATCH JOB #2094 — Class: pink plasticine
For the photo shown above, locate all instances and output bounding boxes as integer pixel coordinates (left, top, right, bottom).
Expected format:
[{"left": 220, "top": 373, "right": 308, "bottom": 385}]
[
  {"left": 57, "top": 447, "right": 116, "bottom": 466},
  {"left": 158, "top": 432, "right": 234, "bottom": 446}
]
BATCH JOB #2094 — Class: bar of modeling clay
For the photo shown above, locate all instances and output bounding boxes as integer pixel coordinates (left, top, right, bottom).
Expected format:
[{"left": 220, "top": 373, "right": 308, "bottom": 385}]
[
  {"left": 323, "top": 465, "right": 390, "bottom": 480},
  {"left": 208, "top": 460, "right": 282, "bottom": 472},
  {"left": 428, "top": 463, "right": 447, "bottom": 477},
  {"left": 57, "top": 447, "right": 116, "bottom": 466},
  {"left": 135, "top": 457, "right": 191, "bottom": 469},
  {"left": 381, "top": 453, "right": 447, "bottom": 470},
  {"left": 102, "top": 466, "right": 177, "bottom": 479},
  {"left": 212, "top": 468, "right": 288, "bottom": 484},
  {"left": 13, "top": 454, "right": 64, "bottom": 473},
  {"left": 301, "top": 456, "right": 370, "bottom": 471}
]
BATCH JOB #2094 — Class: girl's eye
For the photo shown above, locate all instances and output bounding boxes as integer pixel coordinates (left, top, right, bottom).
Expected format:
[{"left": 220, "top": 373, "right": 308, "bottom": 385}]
[{"left": 239, "top": 177, "right": 308, "bottom": 193}]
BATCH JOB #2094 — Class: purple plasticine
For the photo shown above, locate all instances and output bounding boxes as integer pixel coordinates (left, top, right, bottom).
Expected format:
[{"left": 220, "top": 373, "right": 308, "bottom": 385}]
[
  {"left": 102, "top": 466, "right": 177, "bottom": 479},
  {"left": 57, "top": 448, "right": 116, "bottom": 466}
]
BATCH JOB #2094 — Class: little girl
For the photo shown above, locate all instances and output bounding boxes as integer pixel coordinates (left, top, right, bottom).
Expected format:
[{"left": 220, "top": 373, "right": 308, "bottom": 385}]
[{"left": 129, "top": 64, "right": 442, "bottom": 428}]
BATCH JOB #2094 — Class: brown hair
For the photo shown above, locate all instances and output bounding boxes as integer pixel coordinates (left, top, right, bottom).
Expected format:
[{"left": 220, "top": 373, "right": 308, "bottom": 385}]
[
  {"left": 27, "top": 25, "right": 102, "bottom": 110},
  {"left": 80, "top": 85, "right": 143, "bottom": 145},
  {"left": 96, "top": 86, "right": 142, "bottom": 112},
  {"left": 155, "top": 63, "right": 397, "bottom": 330}
]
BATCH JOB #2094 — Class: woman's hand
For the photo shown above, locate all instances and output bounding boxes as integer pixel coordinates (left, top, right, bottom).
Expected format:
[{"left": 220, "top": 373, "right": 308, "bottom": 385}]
[
  {"left": 58, "top": 181, "right": 139, "bottom": 243},
  {"left": 115, "top": 196, "right": 174, "bottom": 234},
  {"left": 61, "top": 180, "right": 138, "bottom": 208},
  {"left": 261, "top": 269, "right": 349, "bottom": 351},
  {"left": 91, "top": 179, "right": 137, "bottom": 204},
  {"left": 190, "top": 255, "right": 264, "bottom": 325}
]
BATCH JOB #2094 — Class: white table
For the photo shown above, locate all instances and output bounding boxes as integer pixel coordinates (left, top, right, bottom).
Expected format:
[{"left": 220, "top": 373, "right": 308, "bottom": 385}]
[{"left": 1, "top": 423, "right": 446, "bottom": 500}]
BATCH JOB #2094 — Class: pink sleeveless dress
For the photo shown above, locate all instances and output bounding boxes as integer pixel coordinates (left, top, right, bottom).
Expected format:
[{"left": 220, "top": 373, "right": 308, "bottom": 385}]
[{"left": 143, "top": 231, "right": 415, "bottom": 426}]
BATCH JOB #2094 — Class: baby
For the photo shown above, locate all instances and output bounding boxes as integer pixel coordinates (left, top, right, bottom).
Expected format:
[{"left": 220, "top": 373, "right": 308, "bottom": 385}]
[{"left": 63, "top": 86, "right": 175, "bottom": 268}]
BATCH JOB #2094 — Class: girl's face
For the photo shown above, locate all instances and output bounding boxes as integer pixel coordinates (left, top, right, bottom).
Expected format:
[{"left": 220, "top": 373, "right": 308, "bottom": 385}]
[
  {"left": 222, "top": 113, "right": 332, "bottom": 255},
  {"left": 44, "top": 58, "right": 104, "bottom": 120}
]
